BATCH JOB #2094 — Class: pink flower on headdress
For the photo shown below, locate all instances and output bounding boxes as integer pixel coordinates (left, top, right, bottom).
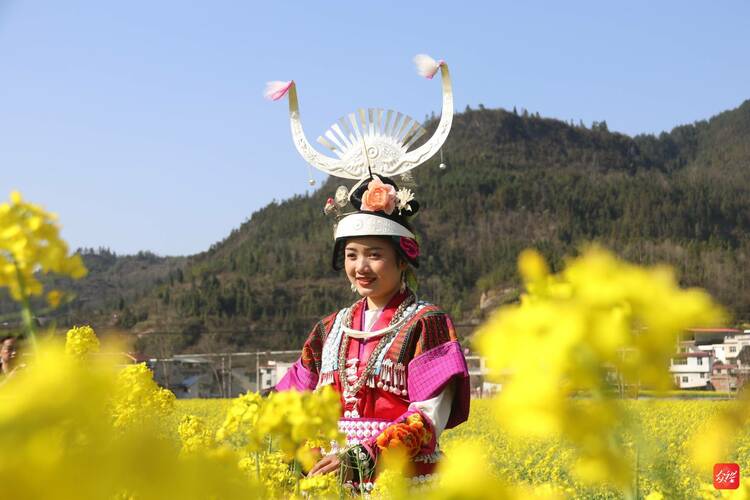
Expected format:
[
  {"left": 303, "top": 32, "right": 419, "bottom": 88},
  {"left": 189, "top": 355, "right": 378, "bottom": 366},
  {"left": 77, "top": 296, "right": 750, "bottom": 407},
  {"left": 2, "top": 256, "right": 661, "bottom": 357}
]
[
  {"left": 361, "top": 177, "right": 397, "bottom": 214},
  {"left": 399, "top": 237, "right": 420, "bottom": 260},
  {"left": 323, "top": 197, "right": 336, "bottom": 215}
]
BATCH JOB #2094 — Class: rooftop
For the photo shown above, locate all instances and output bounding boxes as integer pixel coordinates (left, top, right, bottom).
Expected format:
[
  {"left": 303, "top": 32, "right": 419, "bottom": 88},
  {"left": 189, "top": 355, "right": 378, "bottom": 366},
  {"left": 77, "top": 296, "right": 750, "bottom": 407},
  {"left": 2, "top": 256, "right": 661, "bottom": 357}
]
[
  {"left": 688, "top": 328, "right": 742, "bottom": 333},
  {"left": 673, "top": 352, "right": 712, "bottom": 358}
]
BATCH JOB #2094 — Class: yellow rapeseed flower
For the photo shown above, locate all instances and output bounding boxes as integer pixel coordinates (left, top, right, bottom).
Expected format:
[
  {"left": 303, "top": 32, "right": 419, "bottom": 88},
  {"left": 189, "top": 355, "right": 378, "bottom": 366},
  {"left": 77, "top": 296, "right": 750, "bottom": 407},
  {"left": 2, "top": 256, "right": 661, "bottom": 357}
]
[
  {"left": 178, "top": 415, "right": 215, "bottom": 455},
  {"left": 433, "top": 441, "right": 513, "bottom": 499},
  {"left": 0, "top": 191, "right": 87, "bottom": 302},
  {"left": 64, "top": 325, "right": 101, "bottom": 359},
  {"left": 253, "top": 386, "right": 342, "bottom": 465},
  {"left": 111, "top": 363, "right": 175, "bottom": 429},
  {"left": 476, "top": 246, "right": 725, "bottom": 492},
  {"left": 46, "top": 289, "right": 63, "bottom": 308},
  {"left": 0, "top": 339, "right": 258, "bottom": 500}
]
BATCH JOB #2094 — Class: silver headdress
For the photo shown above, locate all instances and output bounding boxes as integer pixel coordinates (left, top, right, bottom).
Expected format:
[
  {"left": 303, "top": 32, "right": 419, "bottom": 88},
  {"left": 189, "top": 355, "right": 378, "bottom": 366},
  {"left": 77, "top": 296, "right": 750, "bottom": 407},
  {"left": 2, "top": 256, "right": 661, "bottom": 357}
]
[
  {"left": 265, "top": 54, "right": 454, "bottom": 270},
  {"left": 265, "top": 54, "right": 453, "bottom": 180}
]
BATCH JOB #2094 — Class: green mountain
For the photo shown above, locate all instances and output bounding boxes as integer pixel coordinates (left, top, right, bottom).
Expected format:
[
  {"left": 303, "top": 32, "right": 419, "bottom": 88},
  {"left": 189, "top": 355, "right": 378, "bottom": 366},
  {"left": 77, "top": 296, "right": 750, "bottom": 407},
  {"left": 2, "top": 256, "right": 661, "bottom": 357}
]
[
  {"left": 8, "top": 101, "right": 750, "bottom": 355},
  {"left": 0, "top": 249, "right": 185, "bottom": 331},
  {"left": 131, "top": 100, "right": 750, "bottom": 355}
]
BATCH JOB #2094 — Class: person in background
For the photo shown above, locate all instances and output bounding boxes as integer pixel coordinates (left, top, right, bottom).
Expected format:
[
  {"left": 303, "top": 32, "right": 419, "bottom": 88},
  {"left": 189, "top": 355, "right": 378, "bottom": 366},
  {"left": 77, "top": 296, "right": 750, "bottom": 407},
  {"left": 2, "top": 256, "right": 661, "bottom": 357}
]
[{"left": 1, "top": 335, "right": 24, "bottom": 383}]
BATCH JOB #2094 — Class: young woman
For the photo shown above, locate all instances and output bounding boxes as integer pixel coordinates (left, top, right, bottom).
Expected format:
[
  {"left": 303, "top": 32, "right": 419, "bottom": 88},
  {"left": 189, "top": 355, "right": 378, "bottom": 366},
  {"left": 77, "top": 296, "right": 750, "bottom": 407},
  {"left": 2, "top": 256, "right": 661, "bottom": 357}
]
[
  {"left": 269, "top": 53, "right": 467, "bottom": 488},
  {"left": 275, "top": 175, "right": 470, "bottom": 489}
]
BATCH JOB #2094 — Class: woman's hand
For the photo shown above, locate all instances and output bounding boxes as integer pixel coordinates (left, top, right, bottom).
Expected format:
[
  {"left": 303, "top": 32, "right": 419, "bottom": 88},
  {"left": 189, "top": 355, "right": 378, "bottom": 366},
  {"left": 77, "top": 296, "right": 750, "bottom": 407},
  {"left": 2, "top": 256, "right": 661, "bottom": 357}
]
[{"left": 308, "top": 454, "right": 341, "bottom": 477}]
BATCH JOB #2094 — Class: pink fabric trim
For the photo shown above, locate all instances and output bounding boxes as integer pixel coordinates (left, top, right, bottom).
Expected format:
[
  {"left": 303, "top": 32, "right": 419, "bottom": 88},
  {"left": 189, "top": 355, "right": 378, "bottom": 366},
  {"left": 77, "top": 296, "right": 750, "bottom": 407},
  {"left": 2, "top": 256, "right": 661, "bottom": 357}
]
[
  {"left": 275, "top": 358, "right": 317, "bottom": 392},
  {"left": 407, "top": 340, "right": 470, "bottom": 429}
]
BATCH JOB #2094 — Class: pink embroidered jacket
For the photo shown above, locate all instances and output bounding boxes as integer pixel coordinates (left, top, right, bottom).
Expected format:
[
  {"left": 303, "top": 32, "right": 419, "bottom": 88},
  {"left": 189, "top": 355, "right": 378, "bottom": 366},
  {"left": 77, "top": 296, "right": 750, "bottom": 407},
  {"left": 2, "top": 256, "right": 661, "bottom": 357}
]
[{"left": 276, "top": 291, "right": 470, "bottom": 478}]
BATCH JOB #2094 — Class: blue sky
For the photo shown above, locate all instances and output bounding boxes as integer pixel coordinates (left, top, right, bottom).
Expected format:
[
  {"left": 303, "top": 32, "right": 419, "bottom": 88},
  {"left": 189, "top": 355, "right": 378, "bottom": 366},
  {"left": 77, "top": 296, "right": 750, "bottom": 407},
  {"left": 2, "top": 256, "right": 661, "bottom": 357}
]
[{"left": 0, "top": 1, "right": 747, "bottom": 256}]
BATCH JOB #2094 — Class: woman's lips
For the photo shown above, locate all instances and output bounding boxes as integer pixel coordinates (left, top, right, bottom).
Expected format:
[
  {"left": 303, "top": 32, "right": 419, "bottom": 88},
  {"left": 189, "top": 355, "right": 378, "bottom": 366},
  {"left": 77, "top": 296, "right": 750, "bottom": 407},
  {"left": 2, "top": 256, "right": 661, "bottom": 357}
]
[{"left": 356, "top": 277, "right": 376, "bottom": 286}]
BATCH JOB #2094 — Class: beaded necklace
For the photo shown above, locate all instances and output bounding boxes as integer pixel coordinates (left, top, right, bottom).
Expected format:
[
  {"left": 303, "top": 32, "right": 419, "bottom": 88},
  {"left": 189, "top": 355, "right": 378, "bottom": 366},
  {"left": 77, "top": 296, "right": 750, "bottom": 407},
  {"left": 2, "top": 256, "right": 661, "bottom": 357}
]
[
  {"left": 341, "top": 293, "right": 419, "bottom": 338},
  {"left": 337, "top": 291, "right": 416, "bottom": 401}
]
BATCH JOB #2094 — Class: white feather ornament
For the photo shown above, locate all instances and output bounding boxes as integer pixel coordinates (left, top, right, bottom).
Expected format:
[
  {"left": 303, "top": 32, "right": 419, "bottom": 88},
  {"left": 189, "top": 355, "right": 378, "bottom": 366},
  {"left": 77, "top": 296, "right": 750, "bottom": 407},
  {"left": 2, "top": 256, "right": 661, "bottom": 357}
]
[
  {"left": 413, "top": 54, "right": 443, "bottom": 79},
  {"left": 264, "top": 80, "right": 294, "bottom": 101}
]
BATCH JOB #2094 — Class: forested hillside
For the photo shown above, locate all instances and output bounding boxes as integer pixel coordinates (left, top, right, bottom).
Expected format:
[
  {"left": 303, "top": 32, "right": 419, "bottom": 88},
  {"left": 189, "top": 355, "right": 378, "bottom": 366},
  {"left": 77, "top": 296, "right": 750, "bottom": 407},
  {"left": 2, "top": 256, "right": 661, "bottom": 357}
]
[
  {"left": 128, "top": 100, "right": 750, "bottom": 354},
  {"left": 9, "top": 101, "right": 750, "bottom": 355},
  {"left": 0, "top": 249, "right": 184, "bottom": 329}
]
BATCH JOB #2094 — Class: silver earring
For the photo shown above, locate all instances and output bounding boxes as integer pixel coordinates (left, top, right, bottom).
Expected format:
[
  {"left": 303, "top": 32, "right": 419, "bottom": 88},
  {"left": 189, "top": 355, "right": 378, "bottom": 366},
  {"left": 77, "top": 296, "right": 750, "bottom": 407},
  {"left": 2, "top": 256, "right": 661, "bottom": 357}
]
[
  {"left": 400, "top": 272, "right": 406, "bottom": 293},
  {"left": 351, "top": 283, "right": 357, "bottom": 293}
]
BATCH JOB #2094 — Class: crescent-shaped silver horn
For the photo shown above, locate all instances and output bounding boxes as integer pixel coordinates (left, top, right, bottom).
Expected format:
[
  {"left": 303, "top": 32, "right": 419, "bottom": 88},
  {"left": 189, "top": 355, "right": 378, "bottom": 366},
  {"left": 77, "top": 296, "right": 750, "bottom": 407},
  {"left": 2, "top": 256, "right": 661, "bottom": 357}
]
[
  {"left": 287, "top": 83, "right": 363, "bottom": 179},
  {"left": 396, "top": 62, "right": 454, "bottom": 174}
]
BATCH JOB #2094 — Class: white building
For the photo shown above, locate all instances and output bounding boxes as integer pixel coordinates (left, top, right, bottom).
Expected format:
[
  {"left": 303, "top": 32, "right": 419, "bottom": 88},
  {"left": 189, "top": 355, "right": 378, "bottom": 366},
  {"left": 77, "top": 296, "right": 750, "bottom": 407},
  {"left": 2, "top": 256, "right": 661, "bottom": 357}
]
[
  {"left": 697, "top": 343, "right": 728, "bottom": 363},
  {"left": 670, "top": 351, "right": 712, "bottom": 389},
  {"left": 681, "top": 329, "right": 745, "bottom": 369},
  {"left": 258, "top": 361, "right": 293, "bottom": 391},
  {"left": 724, "top": 334, "right": 750, "bottom": 360}
]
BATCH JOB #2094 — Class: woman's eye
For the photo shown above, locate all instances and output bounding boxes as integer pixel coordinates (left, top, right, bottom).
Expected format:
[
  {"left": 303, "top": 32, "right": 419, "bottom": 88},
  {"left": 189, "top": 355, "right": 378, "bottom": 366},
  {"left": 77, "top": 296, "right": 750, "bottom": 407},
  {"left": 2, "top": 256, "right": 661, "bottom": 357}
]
[
  {"left": 369, "top": 253, "right": 381, "bottom": 259},
  {"left": 346, "top": 254, "right": 356, "bottom": 259}
]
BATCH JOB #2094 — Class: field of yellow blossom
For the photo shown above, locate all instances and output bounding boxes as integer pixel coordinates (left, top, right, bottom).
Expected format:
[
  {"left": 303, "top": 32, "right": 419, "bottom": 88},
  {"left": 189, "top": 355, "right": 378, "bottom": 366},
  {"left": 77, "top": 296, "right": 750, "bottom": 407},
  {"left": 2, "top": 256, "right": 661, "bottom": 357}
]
[
  {"left": 170, "top": 397, "right": 750, "bottom": 499},
  {"left": 4, "top": 191, "right": 750, "bottom": 499}
]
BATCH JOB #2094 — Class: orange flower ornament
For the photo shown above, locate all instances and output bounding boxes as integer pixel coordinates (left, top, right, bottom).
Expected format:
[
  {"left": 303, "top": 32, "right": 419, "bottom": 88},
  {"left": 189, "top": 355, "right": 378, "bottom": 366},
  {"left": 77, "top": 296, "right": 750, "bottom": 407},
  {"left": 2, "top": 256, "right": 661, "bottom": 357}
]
[{"left": 360, "top": 176, "right": 397, "bottom": 214}]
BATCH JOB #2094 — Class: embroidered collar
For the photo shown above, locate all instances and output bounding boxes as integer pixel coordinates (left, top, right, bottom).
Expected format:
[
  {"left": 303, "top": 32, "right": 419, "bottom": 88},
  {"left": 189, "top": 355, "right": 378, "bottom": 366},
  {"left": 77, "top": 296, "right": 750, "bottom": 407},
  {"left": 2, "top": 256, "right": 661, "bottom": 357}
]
[{"left": 344, "top": 291, "right": 413, "bottom": 339}]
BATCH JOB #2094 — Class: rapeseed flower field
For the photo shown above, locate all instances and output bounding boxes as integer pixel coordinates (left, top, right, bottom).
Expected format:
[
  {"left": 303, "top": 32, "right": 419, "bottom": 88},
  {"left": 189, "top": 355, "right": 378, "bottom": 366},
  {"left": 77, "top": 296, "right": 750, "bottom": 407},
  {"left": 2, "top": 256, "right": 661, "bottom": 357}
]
[
  {"left": 166, "top": 398, "right": 750, "bottom": 498},
  {"left": 3, "top": 191, "right": 750, "bottom": 499}
]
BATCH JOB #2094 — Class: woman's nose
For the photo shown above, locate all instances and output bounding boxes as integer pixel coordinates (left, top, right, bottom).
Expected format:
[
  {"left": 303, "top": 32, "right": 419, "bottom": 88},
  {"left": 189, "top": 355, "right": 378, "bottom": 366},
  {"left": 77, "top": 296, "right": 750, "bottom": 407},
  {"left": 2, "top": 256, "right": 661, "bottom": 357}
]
[{"left": 355, "top": 257, "right": 370, "bottom": 273}]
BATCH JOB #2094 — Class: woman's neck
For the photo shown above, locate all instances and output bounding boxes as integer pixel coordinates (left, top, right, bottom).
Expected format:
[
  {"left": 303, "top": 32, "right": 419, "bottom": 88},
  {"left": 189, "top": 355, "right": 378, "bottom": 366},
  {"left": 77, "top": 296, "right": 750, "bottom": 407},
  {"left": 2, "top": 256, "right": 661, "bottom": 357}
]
[{"left": 366, "top": 288, "right": 402, "bottom": 310}]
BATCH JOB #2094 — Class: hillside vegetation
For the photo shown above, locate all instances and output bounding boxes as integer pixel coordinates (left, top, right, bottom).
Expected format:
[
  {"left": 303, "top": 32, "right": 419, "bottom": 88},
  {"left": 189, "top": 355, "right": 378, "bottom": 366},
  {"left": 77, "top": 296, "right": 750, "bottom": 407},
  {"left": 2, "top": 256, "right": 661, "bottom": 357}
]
[{"left": 7, "top": 101, "right": 750, "bottom": 355}]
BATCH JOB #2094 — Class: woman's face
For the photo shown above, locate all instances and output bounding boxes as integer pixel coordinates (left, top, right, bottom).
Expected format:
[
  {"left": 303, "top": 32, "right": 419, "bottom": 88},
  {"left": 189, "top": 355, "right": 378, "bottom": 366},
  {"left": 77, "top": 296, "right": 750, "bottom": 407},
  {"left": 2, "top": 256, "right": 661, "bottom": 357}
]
[{"left": 344, "top": 237, "right": 406, "bottom": 306}]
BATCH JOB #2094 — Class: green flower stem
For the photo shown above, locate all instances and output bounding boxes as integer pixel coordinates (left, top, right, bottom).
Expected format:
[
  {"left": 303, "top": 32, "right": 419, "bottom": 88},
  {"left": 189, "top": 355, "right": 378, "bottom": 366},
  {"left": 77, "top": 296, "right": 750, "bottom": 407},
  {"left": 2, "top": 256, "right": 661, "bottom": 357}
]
[
  {"left": 633, "top": 443, "right": 640, "bottom": 500},
  {"left": 13, "top": 263, "right": 38, "bottom": 353},
  {"left": 338, "top": 457, "right": 346, "bottom": 500},
  {"left": 592, "top": 384, "right": 636, "bottom": 500},
  {"left": 293, "top": 458, "right": 301, "bottom": 496},
  {"left": 355, "top": 453, "right": 365, "bottom": 497}
]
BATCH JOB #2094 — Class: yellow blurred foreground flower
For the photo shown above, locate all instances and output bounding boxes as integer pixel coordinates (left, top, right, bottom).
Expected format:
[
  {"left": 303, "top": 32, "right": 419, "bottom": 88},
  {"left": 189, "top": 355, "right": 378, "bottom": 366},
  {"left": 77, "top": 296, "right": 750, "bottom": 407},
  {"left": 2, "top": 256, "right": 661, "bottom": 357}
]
[
  {"left": 222, "top": 387, "right": 343, "bottom": 497},
  {"left": 0, "top": 191, "right": 86, "bottom": 301},
  {"left": 0, "top": 340, "right": 255, "bottom": 500},
  {"left": 0, "top": 191, "right": 87, "bottom": 347},
  {"left": 476, "top": 246, "right": 725, "bottom": 491}
]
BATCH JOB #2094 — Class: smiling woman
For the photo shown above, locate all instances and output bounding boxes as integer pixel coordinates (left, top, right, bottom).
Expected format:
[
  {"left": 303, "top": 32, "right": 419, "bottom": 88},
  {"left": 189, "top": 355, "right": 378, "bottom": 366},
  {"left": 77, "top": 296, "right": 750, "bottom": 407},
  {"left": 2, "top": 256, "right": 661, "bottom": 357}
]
[
  {"left": 276, "top": 173, "right": 470, "bottom": 490},
  {"left": 269, "top": 55, "right": 470, "bottom": 491}
]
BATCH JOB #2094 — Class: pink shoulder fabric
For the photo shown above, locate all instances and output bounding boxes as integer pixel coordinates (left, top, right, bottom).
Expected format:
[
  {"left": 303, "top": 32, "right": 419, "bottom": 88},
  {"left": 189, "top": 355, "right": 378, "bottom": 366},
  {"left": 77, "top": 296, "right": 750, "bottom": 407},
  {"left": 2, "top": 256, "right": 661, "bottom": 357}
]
[
  {"left": 407, "top": 340, "right": 470, "bottom": 429},
  {"left": 275, "top": 358, "right": 318, "bottom": 392}
]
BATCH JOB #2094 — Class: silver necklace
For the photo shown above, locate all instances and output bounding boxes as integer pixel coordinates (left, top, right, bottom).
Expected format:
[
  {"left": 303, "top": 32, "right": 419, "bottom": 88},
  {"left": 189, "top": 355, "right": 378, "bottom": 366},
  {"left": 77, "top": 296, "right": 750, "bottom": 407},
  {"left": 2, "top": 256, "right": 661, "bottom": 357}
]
[{"left": 337, "top": 292, "right": 415, "bottom": 402}]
